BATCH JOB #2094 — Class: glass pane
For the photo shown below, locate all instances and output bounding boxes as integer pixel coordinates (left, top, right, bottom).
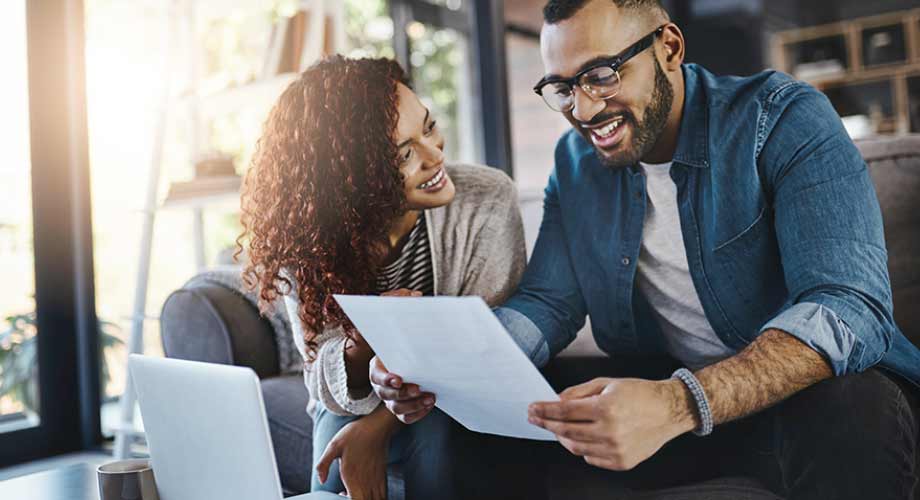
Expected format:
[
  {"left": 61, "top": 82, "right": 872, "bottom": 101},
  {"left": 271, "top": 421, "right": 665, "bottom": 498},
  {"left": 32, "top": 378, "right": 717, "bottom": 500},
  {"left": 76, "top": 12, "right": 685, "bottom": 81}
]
[
  {"left": 345, "top": 0, "right": 395, "bottom": 58},
  {"left": 84, "top": 0, "right": 166, "bottom": 437},
  {"left": 421, "top": 0, "right": 464, "bottom": 10},
  {"left": 0, "top": 0, "right": 40, "bottom": 433},
  {"left": 408, "top": 23, "right": 477, "bottom": 163}
]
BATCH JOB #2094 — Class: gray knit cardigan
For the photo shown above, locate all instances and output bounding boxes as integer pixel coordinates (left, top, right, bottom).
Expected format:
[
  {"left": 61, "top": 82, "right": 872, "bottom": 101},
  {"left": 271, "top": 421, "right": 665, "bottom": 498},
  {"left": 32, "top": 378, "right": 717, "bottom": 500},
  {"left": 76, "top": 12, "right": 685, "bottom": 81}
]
[{"left": 283, "top": 163, "right": 527, "bottom": 417}]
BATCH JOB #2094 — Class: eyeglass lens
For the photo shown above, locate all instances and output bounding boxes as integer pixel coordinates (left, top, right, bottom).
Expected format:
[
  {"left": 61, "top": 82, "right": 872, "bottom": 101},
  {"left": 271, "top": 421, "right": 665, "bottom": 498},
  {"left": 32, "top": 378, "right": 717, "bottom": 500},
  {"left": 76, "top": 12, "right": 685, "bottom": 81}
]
[{"left": 541, "top": 67, "right": 621, "bottom": 112}]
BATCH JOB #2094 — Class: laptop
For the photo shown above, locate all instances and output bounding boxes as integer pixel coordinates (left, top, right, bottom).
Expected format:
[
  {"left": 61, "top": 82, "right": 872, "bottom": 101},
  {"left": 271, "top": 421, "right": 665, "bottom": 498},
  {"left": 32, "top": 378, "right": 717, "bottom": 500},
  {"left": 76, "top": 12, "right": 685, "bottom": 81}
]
[{"left": 128, "top": 354, "right": 339, "bottom": 500}]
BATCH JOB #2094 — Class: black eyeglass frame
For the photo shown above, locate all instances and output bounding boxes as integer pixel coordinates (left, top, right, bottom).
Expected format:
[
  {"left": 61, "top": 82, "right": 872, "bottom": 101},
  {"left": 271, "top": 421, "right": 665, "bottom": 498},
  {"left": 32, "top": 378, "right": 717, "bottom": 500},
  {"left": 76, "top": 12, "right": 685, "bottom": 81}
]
[{"left": 533, "top": 25, "right": 667, "bottom": 107}]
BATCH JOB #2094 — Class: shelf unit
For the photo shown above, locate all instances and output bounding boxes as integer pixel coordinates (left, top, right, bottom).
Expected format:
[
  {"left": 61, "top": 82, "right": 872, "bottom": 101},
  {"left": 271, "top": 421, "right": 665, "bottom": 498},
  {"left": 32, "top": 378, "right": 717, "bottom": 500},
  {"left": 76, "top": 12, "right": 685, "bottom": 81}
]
[{"left": 771, "top": 8, "right": 920, "bottom": 135}]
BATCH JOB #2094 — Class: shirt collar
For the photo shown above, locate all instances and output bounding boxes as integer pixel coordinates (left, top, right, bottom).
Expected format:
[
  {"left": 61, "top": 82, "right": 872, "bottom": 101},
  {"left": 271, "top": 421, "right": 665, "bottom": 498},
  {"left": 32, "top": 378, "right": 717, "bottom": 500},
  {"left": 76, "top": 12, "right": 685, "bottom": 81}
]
[{"left": 671, "top": 64, "right": 710, "bottom": 169}]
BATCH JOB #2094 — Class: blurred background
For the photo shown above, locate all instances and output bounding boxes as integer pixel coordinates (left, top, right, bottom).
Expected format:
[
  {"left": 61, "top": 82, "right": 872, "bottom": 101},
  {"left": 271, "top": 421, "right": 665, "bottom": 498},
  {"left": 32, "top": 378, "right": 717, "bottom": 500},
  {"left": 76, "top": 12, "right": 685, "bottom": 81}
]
[{"left": 2, "top": 0, "right": 919, "bottom": 465}]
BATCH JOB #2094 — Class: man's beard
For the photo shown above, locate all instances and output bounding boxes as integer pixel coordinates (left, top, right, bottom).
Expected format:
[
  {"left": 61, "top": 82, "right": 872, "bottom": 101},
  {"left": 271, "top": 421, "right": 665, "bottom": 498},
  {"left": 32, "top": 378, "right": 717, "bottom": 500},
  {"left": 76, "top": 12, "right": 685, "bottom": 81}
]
[{"left": 594, "top": 57, "right": 674, "bottom": 169}]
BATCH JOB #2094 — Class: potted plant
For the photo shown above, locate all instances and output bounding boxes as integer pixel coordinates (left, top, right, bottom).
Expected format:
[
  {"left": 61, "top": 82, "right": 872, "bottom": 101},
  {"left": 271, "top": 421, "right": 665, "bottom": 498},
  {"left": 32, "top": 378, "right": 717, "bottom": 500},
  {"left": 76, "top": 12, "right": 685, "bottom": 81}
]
[{"left": 0, "top": 311, "right": 124, "bottom": 416}]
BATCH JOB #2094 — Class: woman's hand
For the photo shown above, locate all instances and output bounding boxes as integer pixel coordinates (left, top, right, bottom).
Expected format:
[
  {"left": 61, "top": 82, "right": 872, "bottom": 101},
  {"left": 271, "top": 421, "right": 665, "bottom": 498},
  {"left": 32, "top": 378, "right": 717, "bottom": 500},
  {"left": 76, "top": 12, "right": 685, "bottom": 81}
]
[
  {"left": 369, "top": 288, "right": 436, "bottom": 425},
  {"left": 315, "top": 407, "right": 399, "bottom": 500},
  {"left": 370, "top": 356, "right": 436, "bottom": 424},
  {"left": 344, "top": 288, "right": 421, "bottom": 394}
]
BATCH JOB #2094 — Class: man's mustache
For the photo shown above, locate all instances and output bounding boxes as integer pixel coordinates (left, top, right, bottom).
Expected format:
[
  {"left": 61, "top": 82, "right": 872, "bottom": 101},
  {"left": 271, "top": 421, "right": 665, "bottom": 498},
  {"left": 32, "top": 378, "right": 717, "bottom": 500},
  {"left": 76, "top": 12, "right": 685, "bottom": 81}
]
[{"left": 577, "top": 111, "right": 635, "bottom": 128}]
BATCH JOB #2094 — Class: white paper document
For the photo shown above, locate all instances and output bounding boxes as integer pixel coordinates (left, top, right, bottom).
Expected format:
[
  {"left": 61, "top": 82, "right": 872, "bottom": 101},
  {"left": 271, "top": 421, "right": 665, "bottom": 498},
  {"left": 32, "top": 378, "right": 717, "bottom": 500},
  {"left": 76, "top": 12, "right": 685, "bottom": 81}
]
[{"left": 334, "top": 295, "right": 559, "bottom": 441}]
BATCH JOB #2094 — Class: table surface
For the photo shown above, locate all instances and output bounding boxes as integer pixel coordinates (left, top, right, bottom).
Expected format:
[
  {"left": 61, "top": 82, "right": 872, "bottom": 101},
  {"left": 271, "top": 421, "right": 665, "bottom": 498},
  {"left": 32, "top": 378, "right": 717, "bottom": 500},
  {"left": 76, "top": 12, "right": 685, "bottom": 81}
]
[
  {"left": 0, "top": 463, "right": 343, "bottom": 500},
  {"left": 0, "top": 463, "right": 100, "bottom": 500}
]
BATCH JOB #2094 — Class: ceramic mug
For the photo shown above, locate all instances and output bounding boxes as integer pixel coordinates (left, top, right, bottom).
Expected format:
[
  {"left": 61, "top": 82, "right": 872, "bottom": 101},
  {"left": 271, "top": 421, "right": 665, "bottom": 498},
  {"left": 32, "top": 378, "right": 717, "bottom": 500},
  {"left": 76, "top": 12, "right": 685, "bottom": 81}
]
[{"left": 96, "top": 459, "right": 159, "bottom": 500}]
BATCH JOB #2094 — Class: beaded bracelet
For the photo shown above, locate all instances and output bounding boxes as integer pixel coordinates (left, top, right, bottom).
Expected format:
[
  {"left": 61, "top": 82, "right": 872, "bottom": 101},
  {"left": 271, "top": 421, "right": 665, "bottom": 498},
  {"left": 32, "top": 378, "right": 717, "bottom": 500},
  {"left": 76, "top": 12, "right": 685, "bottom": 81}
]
[{"left": 671, "top": 368, "right": 713, "bottom": 436}]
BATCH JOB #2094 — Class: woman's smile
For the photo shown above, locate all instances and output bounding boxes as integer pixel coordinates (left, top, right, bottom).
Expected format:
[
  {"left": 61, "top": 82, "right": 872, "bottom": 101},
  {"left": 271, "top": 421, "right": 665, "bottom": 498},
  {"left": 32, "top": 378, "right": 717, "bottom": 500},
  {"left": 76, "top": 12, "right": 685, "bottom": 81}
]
[{"left": 417, "top": 167, "right": 449, "bottom": 192}]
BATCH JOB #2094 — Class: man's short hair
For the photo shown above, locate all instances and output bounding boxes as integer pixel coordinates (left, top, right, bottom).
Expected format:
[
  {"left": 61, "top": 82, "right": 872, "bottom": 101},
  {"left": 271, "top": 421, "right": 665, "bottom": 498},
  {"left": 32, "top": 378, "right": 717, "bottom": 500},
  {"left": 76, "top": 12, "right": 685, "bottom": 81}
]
[{"left": 543, "top": 0, "right": 666, "bottom": 24}]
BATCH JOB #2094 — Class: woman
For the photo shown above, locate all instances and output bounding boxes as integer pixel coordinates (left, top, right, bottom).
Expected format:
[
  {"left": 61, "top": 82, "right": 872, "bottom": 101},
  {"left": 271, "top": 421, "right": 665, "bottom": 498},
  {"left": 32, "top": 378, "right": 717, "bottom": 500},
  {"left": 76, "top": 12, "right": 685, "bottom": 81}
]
[{"left": 238, "top": 56, "right": 526, "bottom": 499}]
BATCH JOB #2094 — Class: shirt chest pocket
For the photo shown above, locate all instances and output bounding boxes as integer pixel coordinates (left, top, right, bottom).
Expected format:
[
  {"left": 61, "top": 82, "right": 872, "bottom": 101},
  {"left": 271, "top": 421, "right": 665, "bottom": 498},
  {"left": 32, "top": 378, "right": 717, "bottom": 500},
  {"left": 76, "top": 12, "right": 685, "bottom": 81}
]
[{"left": 712, "top": 207, "right": 786, "bottom": 337}]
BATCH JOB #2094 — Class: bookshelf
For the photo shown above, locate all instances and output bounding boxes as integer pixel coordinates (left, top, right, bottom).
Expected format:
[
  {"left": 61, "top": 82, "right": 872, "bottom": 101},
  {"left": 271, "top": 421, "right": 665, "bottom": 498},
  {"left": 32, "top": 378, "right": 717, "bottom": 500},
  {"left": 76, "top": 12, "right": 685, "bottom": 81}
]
[{"left": 771, "top": 7, "right": 920, "bottom": 135}]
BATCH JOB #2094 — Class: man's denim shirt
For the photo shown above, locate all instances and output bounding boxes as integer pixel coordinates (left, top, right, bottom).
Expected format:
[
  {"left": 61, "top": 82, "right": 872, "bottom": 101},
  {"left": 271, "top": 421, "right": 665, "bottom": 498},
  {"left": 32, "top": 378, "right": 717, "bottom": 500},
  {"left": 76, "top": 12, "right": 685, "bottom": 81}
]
[{"left": 496, "top": 63, "right": 920, "bottom": 389}]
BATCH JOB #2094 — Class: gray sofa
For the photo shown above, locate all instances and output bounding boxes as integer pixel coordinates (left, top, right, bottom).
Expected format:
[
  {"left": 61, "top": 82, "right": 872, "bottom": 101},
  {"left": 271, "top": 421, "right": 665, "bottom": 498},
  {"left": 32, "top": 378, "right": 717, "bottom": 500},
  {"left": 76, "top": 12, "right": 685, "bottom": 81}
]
[{"left": 160, "top": 135, "right": 920, "bottom": 499}]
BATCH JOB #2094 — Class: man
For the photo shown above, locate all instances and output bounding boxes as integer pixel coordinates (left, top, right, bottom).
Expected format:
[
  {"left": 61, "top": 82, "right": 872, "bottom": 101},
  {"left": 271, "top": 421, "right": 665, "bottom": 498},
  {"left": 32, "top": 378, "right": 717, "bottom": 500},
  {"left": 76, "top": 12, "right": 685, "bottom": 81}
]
[{"left": 370, "top": 1, "right": 920, "bottom": 498}]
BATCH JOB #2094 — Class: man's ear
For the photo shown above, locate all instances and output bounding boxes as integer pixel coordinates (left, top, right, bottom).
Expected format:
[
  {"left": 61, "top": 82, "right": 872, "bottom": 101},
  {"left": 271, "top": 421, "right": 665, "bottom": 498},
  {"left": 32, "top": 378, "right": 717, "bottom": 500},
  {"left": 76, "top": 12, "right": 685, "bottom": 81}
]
[{"left": 660, "top": 24, "right": 685, "bottom": 70}]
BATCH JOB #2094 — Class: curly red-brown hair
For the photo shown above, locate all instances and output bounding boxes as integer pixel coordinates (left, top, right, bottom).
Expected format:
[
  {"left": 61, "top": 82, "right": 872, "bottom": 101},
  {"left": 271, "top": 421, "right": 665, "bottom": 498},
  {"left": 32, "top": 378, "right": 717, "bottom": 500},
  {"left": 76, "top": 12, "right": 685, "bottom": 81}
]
[{"left": 238, "top": 56, "right": 411, "bottom": 359}]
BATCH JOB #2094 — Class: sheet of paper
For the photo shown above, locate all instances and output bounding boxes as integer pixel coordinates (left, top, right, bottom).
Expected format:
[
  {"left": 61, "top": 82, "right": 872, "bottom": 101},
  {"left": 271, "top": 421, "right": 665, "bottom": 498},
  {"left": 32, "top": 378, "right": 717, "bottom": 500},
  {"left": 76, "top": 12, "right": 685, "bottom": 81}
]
[{"left": 334, "top": 295, "right": 558, "bottom": 441}]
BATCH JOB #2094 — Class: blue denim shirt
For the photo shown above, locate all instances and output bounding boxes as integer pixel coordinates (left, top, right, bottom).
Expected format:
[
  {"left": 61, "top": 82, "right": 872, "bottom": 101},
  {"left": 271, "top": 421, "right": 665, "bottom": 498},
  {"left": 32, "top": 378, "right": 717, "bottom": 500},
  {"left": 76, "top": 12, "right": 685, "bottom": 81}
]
[{"left": 496, "top": 64, "right": 920, "bottom": 389}]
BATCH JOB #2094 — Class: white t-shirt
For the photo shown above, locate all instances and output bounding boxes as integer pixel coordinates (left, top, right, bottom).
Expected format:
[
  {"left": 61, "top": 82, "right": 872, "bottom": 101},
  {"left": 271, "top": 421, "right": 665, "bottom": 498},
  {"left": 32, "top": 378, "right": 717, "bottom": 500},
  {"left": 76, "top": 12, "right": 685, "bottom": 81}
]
[{"left": 636, "top": 161, "right": 735, "bottom": 369}]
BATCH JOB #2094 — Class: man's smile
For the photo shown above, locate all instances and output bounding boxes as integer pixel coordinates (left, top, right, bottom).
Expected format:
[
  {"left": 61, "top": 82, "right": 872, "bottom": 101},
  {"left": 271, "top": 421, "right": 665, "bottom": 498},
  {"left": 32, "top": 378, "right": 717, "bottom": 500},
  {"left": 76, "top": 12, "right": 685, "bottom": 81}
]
[{"left": 583, "top": 115, "right": 629, "bottom": 150}]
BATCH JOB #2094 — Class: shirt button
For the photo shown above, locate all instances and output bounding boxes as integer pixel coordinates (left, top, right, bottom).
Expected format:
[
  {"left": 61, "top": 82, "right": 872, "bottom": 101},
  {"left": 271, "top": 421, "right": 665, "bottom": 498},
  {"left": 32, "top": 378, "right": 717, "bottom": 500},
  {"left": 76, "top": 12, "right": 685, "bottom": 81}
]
[
  {"left": 621, "top": 257, "right": 631, "bottom": 266},
  {"left": 635, "top": 191, "right": 643, "bottom": 200}
]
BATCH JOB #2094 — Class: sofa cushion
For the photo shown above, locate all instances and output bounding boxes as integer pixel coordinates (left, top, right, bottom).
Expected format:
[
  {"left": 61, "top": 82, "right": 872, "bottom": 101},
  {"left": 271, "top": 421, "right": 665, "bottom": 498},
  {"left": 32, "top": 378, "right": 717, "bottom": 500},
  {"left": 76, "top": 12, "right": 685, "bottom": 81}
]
[
  {"left": 161, "top": 284, "right": 280, "bottom": 378},
  {"left": 262, "top": 375, "right": 313, "bottom": 496},
  {"left": 548, "top": 474, "right": 780, "bottom": 500},
  {"left": 856, "top": 135, "right": 920, "bottom": 347},
  {"left": 186, "top": 268, "right": 303, "bottom": 374},
  {"left": 632, "top": 477, "right": 782, "bottom": 500}
]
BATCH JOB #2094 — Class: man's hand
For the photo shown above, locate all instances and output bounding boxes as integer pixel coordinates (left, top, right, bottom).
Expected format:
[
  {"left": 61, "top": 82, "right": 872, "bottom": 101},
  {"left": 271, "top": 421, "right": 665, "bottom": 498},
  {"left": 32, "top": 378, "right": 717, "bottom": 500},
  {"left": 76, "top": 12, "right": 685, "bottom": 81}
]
[
  {"left": 369, "top": 356, "right": 435, "bottom": 424},
  {"left": 380, "top": 289, "right": 423, "bottom": 298},
  {"left": 528, "top": 377, "right": 696, "bottom": 471},
  {"left": 314, "top": 407, "right": 397, "bottom": 500}
]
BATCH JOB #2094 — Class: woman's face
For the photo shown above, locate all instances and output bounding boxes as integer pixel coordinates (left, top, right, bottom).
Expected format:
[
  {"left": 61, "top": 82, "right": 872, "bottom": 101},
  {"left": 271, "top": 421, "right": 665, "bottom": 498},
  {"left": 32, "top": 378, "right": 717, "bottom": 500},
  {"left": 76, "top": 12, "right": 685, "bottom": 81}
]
[{"left": 393, "top": 83, "right": 455, "bottom": 210}]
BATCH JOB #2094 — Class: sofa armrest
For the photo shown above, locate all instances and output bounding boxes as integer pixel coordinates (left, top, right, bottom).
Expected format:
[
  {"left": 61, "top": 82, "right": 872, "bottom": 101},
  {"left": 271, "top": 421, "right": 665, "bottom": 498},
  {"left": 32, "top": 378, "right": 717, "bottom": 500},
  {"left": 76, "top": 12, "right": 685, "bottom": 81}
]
[{"left": 160, "top": 281, "right": 280, "bottom": 379}]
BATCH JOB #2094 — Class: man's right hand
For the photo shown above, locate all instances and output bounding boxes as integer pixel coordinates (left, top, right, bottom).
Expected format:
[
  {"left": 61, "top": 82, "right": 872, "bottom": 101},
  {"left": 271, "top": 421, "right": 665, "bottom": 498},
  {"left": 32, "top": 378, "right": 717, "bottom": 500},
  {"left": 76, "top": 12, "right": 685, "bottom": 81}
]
[{"left": 369, "top": 356, "right": 436, "bottom": 424}]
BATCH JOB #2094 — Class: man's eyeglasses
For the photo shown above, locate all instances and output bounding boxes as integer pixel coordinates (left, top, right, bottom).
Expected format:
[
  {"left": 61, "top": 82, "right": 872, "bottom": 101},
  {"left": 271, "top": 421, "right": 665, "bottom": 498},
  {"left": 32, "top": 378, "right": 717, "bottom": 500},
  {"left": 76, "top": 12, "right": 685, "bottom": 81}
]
[{"left": 533, "top": 25, "right": 666, "bottom": 113}]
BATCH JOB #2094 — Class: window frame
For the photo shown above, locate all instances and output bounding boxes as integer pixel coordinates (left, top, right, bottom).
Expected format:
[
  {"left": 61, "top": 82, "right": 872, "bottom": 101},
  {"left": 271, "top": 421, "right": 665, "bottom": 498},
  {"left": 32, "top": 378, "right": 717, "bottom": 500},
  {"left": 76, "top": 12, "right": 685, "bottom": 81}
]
[
  {"left": 0, "top": 0, "right": 101, "bottom": 468},
  {"left": 389, "top": 0, "right": 513, "bottom": 175}
]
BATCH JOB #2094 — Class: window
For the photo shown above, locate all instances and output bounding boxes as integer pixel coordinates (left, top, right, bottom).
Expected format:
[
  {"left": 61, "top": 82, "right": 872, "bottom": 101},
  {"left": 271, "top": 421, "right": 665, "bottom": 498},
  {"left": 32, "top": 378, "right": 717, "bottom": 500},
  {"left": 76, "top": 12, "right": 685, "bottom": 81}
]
[
  {"left": 504, "top": 1, "right": 572, "bottom": 203},
  {"left": 84, "top": 0, "right": 197, "bottom": 437},
  {"left": 391, "top": 0, "right": 485, "bottom": 164},
  {"left": 86, "top": 0, "right": 399, "bottom": 439},
  {"left": 505, "top": 31, "right": 570, "bottom": 195},
  {"left": 409, "top": 23, "right": 478, "bottom": 163},
  {"left": 345, "top": 0, "right": 395, "bottom": 58},
  {"left": 0, "top": 0, "right": 39, "bottom": 435},
  {"left": 422, "top": 0, "right": 464, "bottom": 9},
  {"left": 2, "top": 0, "right": 98, "bottom": 468}
]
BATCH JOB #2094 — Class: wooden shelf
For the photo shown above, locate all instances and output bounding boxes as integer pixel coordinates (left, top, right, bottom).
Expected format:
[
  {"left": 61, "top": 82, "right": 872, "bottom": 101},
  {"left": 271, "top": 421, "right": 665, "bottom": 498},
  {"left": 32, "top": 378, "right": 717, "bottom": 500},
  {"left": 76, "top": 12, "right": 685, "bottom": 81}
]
[
  {"left": 161, "top": 175, "right": 242, "bottom": 210},
  {"left": 772, "top": 8, "right": 920, "bottom": 136},
  {"left": 180, "top": 72, "right": 298, "bottom": 118}
]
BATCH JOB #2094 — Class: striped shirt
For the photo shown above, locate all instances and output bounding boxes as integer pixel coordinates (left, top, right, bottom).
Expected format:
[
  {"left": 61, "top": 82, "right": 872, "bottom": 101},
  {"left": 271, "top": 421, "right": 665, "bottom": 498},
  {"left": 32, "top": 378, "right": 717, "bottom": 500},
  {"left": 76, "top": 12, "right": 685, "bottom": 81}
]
[{"left": 375, "top": 213, "right": 434, "bottom": 296}]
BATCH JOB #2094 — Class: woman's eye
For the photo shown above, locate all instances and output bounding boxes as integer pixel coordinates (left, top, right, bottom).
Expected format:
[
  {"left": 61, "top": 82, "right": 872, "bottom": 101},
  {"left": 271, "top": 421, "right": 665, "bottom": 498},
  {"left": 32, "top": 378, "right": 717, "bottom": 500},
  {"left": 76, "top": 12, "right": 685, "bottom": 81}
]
[
  {"left": 401, "top": 148, "right": 413, "bottom": 163},
  {"left": 425, "top": 120, "right": 437, "bottom": 135}
]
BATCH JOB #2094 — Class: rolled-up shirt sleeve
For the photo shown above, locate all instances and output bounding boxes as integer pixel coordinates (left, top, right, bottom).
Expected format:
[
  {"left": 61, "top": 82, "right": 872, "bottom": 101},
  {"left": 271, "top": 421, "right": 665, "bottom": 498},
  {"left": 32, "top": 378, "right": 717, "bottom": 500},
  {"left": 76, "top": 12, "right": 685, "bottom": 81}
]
[
  {"left": 494, "top": 306, "right": 551, "bottom": 367},
  {"left": 758, "top": 86, "right": 897, "bottom": 375},
  {"left": 759, "top": 302, "right": 859, "bottom": 375}
]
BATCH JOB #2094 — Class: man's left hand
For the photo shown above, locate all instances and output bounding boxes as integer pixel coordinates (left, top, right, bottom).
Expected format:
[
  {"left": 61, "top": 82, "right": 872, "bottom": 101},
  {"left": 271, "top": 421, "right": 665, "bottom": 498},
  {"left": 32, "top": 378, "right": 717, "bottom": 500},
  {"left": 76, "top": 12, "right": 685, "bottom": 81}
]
[{"left": 528, "top": 377, "right": 697, "bottom": 471}]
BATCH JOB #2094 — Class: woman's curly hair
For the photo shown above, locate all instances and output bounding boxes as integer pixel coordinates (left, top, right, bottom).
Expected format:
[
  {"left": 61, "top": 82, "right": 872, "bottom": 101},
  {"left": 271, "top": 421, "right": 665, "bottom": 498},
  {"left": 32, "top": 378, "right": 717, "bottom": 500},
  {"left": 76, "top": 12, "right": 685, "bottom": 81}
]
[{"left": 238, "top": 56, "right": 411, "bottom": 359}]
